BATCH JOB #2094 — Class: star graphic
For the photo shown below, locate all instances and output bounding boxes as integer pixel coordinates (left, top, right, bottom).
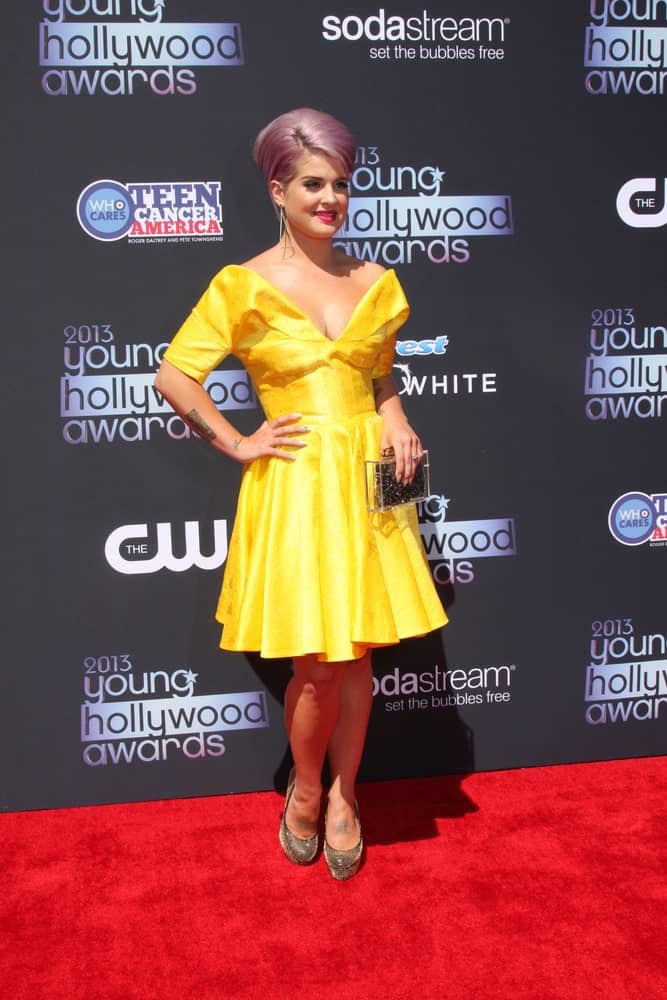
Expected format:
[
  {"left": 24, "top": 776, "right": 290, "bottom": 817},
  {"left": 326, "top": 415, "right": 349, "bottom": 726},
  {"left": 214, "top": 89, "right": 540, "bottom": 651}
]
[
  {"left": 434, "top": 496, "right": 452, "bottom": 521},
  {"left": 184, "top": 670, "right": 198, "bottom": 686},
  {"left": 419, "top": 167, "right": 446, "bottom": 196}
]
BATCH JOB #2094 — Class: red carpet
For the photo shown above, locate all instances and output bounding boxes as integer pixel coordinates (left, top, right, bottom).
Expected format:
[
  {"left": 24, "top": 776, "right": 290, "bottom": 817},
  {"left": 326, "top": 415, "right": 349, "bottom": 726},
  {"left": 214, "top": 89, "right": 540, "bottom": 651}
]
[{"left": 2, "top": 758, "right": 666, "bottom": 999}]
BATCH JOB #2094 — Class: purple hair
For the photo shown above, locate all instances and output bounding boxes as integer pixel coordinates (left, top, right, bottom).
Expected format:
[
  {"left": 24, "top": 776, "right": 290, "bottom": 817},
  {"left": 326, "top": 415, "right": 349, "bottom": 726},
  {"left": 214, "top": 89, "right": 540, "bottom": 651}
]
[{"left": 253, "top": 108, "right": 356, "bottom": 187}]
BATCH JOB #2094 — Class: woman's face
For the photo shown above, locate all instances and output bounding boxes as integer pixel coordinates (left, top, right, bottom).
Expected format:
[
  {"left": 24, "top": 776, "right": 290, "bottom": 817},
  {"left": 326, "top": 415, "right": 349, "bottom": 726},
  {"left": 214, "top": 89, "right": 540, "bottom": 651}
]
[{"left": 271, "top": 151, "right": 350, "bottom": 240}]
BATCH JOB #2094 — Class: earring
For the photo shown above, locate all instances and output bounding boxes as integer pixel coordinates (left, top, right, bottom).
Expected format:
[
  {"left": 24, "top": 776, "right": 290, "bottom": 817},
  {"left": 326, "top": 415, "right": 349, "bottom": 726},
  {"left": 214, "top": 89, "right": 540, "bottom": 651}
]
[{"left": 277, "top": 205, "right": 294, "bottom": 259}]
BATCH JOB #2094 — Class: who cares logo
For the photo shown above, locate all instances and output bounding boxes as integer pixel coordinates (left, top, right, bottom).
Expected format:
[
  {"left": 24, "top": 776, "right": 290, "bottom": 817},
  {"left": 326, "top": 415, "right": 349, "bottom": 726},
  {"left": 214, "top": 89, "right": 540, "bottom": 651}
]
[
  {"left": 76, "top": 179, "right": 223, "bottom": 242},
  {"left": 105, "top": 520, "right": 228, "bottom": 574},
  {"left": 608, "top": 492, "right": 667, "bottom": 547},
  {"left": 616, "top": 178, "right": 667, "bottom": 228}
]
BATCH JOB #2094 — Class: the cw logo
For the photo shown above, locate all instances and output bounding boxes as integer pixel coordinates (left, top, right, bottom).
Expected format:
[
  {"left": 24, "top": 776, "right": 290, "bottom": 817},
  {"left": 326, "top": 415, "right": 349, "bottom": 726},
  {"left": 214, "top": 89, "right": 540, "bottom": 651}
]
[
  {"left": 105, "top": 520, "right": 228, "bottom": 575},
  {"left": 616, "top": 178, "right": 667, "bottom": 228}
]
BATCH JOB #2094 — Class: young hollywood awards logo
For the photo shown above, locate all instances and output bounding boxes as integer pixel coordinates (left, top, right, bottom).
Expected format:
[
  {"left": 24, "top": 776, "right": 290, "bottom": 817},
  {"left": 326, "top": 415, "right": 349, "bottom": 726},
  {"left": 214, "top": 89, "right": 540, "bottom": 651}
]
[
  {"left": 608, "top": 491, "right": 667, "bottom": 546},
  {"left": 585, "top": 618, "right": 667, "bottom": 725},
  {"left": 80, "top": 653, "right": 269, "bottom": 766},
  {"left": 39, "top": 1, "right": 244, "bottom": 96},
  {"left": 76, "top": 179, "right": 223, "bottom": 242},
  {"left": 584, "top": 0, "right": 667, "bottom": 95},
  {"left": 321, "top": 8, "right": 509, "bottom": 64},
  {"left": 417, "top": 492, "right": 518, "bottom": 585},
  {"left": 584, "top": 306, "right": 667, "bottom": 421},
  {"left": 59, "top": 322, "right": 255, "bottom": 446},
  {"left": 394, "top": 333, "right": 497, "bottom": 397},
  {"left": 334, "top": 147, "right": 514, "bottom": 265}
]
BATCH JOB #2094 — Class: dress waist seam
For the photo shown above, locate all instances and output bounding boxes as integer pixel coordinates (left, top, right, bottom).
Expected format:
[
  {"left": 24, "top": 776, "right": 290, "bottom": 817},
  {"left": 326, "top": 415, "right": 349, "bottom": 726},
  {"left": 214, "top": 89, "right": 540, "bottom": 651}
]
[{"left": 278, "top": 409, "right": 378, "bottom": 425}]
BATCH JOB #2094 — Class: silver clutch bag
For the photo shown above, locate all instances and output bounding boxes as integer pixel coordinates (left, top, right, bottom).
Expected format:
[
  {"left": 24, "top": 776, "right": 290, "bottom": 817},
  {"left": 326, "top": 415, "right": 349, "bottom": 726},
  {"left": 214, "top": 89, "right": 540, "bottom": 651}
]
[{"left": 365, "top": 449, "right": 430, "bottom": 513}]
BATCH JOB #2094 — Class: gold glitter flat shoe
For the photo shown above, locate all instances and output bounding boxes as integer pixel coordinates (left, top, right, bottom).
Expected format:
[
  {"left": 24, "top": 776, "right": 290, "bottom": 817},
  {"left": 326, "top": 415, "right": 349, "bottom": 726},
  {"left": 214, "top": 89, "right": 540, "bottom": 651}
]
[
  {"left": 323, "top": 801, "right": 363, "bottom": 881},
  {"left": 278, "top": 767, "right": 319, "bottom": 865}
]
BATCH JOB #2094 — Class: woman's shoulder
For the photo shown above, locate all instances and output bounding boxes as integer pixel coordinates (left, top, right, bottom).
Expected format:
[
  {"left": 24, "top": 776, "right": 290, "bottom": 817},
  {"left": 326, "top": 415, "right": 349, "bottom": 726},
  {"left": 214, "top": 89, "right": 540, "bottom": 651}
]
[
  {"left": 205, "top": 252, "right": 273, "bottom": 280},
  {"left": 335, "top": 251, "right": 384, "bottom": 277},
  {"left": 334, "top": 253, "right": 388, "bottom": 291},
  {"left": 238, "top": 249, "right": 283, "bottom": 280},
  {"left": 341, "top": 257, "right": 407, "bottom": 316},
  {"left": 223, "top": 251, "right": 393, "bottom": 297},
  {"left": 205, "top": 256, "right": 275, "bottom": 297}
]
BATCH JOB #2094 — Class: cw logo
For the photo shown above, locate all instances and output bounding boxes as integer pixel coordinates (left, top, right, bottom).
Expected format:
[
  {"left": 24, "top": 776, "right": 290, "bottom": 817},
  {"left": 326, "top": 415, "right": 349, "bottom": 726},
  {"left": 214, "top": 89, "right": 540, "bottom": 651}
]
[
  {"left": 105, "top": 520, "right": 228, "bottom": 575},
  {"left": 616, "top": 178, "right": 667, "bottom": 228}
]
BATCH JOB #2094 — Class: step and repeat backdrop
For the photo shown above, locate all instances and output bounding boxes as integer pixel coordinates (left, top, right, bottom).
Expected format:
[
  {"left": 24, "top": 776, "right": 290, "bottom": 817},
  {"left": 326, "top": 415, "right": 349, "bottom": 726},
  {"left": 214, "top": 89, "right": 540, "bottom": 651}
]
[{"left": 3, "top": 0, "right": 666, "bottom": 809}]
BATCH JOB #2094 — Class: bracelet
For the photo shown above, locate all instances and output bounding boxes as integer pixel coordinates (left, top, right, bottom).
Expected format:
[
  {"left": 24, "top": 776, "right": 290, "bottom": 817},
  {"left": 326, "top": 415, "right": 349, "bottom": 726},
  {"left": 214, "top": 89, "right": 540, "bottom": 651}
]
[{"left": 231, "top": 437, "right": 242, "bottom": 451}]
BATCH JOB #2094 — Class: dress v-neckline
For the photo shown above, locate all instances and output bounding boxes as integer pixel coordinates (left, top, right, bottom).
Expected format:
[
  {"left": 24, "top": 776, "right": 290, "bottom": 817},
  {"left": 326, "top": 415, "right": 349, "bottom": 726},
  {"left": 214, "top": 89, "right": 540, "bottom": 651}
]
[{"left": 230, "top": 264, "right": 393, "bottom": 342}]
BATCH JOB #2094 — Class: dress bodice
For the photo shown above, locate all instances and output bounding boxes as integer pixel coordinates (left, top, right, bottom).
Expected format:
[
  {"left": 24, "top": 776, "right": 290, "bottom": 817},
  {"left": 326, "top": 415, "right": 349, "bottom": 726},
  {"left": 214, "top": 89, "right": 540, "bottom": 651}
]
[{"left": 164, "top": 265, "right": 410, "bottom": 420}]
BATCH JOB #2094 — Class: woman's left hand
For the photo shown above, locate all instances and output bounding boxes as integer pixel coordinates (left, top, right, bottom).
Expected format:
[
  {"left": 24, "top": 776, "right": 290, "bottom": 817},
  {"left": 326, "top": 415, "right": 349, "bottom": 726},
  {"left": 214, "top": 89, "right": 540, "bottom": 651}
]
[{"left": 380, "top": 421, "right": 423, "bottom": 485}]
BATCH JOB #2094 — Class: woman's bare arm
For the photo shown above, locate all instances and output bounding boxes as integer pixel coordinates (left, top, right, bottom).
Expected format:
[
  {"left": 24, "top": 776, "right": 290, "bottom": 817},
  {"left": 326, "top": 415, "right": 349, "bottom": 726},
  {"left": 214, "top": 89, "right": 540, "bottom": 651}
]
[
  {"left": 154, "top": 360, "right": 309, "bottom": 462},
  {"left": 373, "top": 375, "right": 423, "bottom": 484}
]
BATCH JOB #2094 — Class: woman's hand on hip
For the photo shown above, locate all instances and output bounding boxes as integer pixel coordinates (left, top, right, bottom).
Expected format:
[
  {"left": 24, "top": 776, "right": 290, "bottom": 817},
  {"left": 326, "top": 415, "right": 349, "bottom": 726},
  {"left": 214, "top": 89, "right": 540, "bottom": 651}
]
[{"left": 235, "top": 413, "right": 310, "bottom": 464}]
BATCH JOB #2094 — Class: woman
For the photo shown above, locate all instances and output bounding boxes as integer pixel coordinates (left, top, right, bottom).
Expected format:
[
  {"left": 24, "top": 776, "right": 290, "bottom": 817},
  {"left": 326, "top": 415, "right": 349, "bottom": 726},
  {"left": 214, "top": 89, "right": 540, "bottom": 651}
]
[{"left": 155, "top": 108, "right": 447, "bottom": 880}]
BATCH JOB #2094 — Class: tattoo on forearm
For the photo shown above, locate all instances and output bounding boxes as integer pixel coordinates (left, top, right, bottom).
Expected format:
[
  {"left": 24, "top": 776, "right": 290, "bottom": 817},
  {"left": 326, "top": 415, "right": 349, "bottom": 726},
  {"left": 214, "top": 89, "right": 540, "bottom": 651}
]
[{"left": 184, "top": 408, "right": 217, "bottom": 442}]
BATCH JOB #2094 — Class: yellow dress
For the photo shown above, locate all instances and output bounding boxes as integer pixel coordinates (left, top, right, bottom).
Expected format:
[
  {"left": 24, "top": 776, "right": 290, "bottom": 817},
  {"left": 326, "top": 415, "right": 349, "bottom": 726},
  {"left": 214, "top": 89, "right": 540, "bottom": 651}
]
[{"left": 164, "top": 265, "right": 447, "bottom": 662}]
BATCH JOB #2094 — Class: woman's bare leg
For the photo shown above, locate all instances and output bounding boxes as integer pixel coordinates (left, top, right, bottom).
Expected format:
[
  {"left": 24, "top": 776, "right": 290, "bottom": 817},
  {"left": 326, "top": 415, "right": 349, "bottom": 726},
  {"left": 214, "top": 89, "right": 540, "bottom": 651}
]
[
  {"left": 283, "top": 654, "right": 344, "bottom": 840},
  {"left": 326, "top": 651, "right": 373, "bottom": 851}
]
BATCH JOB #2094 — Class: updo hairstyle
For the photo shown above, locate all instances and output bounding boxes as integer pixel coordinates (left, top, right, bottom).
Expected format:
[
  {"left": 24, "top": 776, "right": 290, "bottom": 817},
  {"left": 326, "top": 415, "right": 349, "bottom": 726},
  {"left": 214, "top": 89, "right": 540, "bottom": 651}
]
[{"left": 253, "top": 108, "right": 356, "bottom": 188}]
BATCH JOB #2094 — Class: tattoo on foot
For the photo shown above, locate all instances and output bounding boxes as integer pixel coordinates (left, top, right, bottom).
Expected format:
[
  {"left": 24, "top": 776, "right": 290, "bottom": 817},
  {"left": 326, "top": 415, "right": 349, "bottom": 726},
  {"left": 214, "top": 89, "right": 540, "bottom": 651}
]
[{"left": 184, "top": 408, "right": 217, "bottom": 442}]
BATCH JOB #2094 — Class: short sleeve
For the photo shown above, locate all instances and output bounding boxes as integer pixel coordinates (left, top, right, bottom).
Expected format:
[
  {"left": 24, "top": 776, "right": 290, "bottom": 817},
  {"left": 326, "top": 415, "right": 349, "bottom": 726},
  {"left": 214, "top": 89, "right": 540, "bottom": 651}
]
[
  {"left": 163, "top": 267, "right": 241, "bottom": 384},
  {"left": 370, "top": 272, "right": 410, "bottom": 379}
]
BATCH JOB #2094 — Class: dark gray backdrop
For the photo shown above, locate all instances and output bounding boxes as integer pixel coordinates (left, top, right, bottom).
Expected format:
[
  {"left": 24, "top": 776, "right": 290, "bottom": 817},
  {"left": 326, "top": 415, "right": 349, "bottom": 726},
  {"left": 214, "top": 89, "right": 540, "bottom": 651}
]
[{"left": 3, "top": 0, "right": 666, "bottom": 810}]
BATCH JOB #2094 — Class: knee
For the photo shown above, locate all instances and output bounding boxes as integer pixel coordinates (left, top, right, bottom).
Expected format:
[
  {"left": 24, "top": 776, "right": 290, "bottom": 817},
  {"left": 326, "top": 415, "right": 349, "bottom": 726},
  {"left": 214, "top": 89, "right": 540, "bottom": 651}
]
[{"left": 294, "top": 660, "right": 342, "bottom": 699}]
